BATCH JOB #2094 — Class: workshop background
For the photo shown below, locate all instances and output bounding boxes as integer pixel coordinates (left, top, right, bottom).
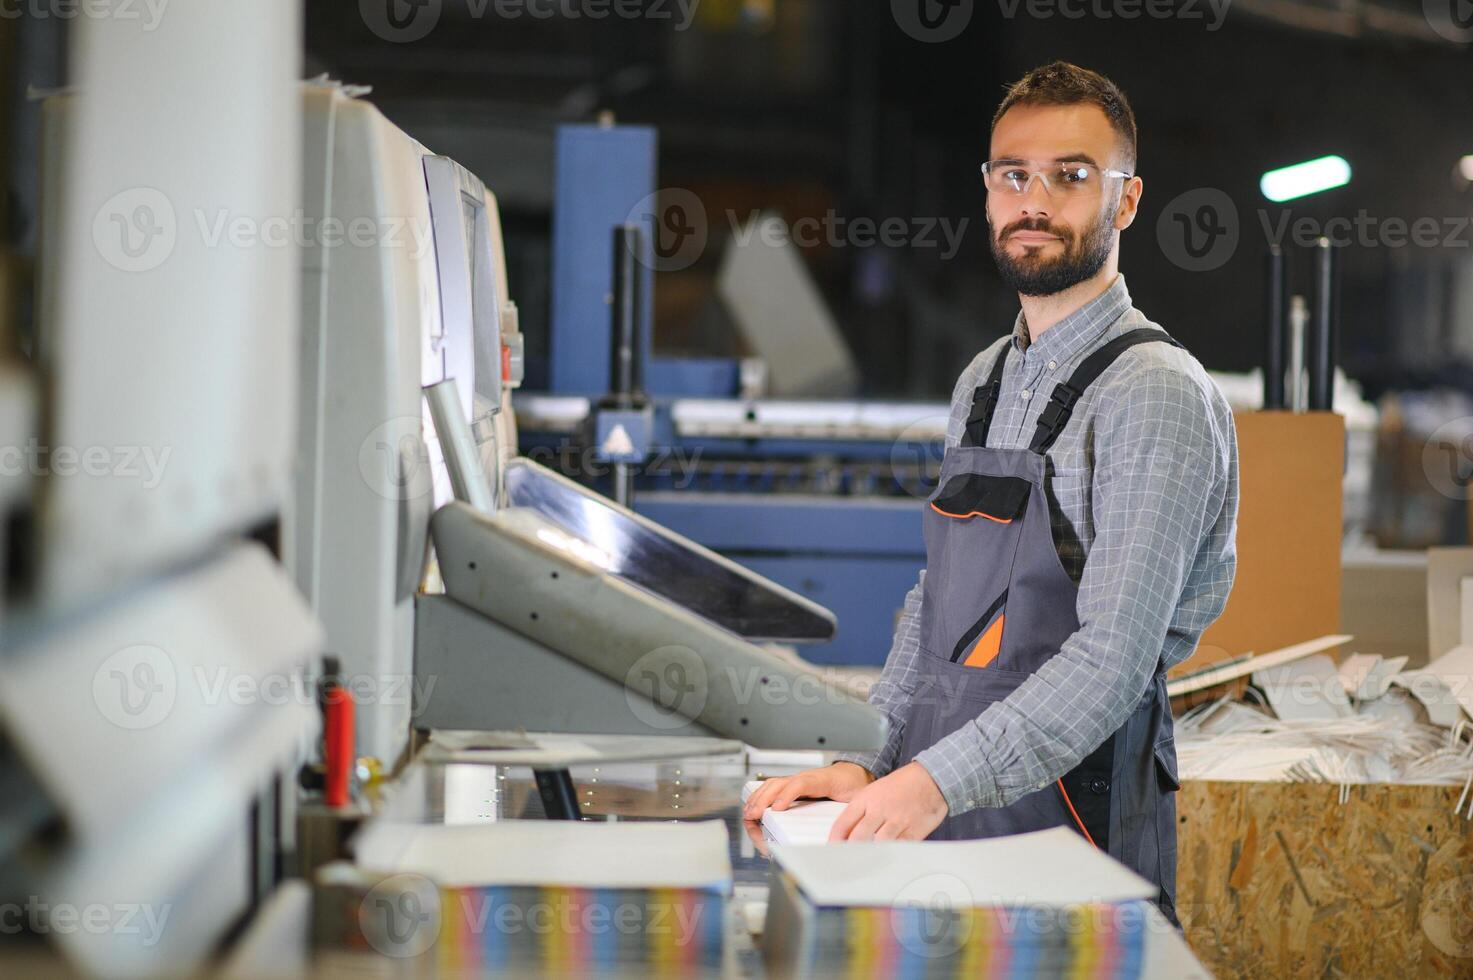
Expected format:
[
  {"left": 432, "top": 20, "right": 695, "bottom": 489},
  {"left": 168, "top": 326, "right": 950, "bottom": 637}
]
[
  {"left": 302, "top": 0, "right": 1472, "bottom": 545},
  {"left": 2, "top": 3, "right": 1473, "bottom": 978}
]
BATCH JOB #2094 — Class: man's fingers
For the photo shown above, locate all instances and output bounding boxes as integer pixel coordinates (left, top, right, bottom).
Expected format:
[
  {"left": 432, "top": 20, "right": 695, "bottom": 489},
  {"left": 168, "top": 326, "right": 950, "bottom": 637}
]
[
  {"left": 827, "top": 799, "right": 867, "bottom": 842},
  {"left": 848, "top": 811, "right": 886, "bottom": 842},
  {"left": 744, "top": 778, "right": 785, "bottom": 819},
  {"left": 874, "top": 820, "right": 903, "bottom": 841},
  {"left": 771, "top": 776, "right": 816, "bottom": 811}
]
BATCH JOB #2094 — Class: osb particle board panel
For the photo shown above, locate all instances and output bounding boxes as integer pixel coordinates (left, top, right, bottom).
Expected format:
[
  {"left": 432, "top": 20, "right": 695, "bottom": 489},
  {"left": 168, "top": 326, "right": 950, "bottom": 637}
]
[
  {"left": 1177, "top": 779, "right": 1473, "bottom": 978},
  {"left": 1181, "top": 411, "right": 1346, "bottom": 677}
]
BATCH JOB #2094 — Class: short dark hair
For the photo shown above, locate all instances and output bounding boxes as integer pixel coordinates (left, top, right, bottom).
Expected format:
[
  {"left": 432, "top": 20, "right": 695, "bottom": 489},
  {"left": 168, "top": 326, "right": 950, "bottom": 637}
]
[{"left": 992, "top": 62, "right": 1137, "bottom": 171}]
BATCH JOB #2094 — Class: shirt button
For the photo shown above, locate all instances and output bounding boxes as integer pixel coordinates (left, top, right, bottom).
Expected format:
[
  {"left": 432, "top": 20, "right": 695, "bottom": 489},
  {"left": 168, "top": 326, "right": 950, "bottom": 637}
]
[
  {"left": 1089, "top": 778, "right": 1110, "bottom": 795},
  {"left": 1048, "top": 360, "right": 1058, "bottom": 371},
  {"left": 1019, "top": 389, "right": 1030, "bottom": 399}
]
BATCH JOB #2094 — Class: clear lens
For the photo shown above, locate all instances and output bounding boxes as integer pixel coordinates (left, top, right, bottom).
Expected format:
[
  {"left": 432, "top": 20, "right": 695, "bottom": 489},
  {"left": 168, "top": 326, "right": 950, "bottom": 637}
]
[{"left": 984, "top": 161, "right": 1103, "bottom": 195}]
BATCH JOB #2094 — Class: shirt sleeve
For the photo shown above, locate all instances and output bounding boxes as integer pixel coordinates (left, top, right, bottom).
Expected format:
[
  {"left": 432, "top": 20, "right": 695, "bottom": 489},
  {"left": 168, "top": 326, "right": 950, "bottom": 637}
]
[
  {"left": 913, "top": 366, "right": 1232, "bottom": 814},
  {"left": 833, "top": 574, "right": 924, "bottom": 776}
]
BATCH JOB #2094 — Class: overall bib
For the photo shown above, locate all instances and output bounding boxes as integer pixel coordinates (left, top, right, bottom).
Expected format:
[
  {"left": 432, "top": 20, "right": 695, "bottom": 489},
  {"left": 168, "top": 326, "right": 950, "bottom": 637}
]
[{"left": 896, "top": 328, "right": 1184, "bottom": 923}]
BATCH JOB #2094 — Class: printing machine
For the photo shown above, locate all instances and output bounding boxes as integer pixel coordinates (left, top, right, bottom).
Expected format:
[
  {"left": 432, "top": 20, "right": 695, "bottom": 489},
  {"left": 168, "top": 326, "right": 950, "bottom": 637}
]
[{"left": 0, "top": 4, "right": 885, "bottom": 976}]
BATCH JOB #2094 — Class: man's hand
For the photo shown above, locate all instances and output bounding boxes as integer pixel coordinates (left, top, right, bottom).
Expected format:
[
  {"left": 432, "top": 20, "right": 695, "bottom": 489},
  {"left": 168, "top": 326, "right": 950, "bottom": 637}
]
[
  {"left": 741, "top": 762, "right": 874, "bottom": 821},
  {"left": 827, "top": 761, "right": 949, "bottom": 842}
]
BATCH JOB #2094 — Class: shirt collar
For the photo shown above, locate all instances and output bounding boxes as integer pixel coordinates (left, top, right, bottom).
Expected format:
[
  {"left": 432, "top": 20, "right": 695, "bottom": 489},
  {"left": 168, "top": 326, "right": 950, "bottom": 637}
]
[{"left": 1009, "top": 275, "right": 1133, "bottom": 366}]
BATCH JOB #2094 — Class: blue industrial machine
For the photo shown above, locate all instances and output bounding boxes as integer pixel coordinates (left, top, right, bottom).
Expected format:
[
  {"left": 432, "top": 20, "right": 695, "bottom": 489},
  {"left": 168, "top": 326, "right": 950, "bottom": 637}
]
[{"left": 516, "top": 124, "right": 943, "bottom": 665}]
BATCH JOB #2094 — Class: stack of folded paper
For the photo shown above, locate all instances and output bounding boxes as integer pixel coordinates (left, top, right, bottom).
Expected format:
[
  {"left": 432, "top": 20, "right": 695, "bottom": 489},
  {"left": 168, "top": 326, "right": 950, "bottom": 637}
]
[
  {"left": 761, "top": 826, "right": 1205, "bottom": 978},
  {"left": 340, "top": 819, "right": 731, "bottom": 977},
  {"left": 742, "top": 780, "right": 844, "bottom": 844}
]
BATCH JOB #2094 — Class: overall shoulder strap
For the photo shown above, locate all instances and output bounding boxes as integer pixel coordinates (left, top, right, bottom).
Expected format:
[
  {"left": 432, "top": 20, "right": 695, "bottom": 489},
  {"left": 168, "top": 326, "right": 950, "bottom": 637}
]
[
  {"left": 1028, "top": 328, "right": 1184, "bottom": 454},
  {"left": 962, "top": 343, "right": 1011, "bottom": 448}
]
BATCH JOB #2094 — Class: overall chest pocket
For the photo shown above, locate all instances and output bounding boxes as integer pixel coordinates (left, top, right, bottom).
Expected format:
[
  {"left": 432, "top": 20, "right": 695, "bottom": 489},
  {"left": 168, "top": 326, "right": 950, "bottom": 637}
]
[{"left": 923, "top": 472, "right": 1032, "bottom": 667}]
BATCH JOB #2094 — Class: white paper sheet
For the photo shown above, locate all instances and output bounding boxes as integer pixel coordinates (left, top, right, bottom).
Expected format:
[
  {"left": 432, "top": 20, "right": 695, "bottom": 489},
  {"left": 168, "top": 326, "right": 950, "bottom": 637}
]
[
  {"left": 771, "top": 826, "right": 1155, "bottom": 908},
  {"left": 354, "top": 819, "right": 732, "bottom": 890},
  {"left": 742, "top": 780, "right": 845, "bottom": 845}
]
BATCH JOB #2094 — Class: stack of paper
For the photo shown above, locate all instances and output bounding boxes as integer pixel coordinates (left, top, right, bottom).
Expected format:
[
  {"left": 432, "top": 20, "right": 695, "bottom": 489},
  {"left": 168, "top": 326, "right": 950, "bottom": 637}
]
[
  {"left": 742, "top": 780, "right": 843, "bottom": 845},
  {"left": 761, "top": 827, "right": 1196, "bottom": 978},
  {"left": 345, "top": 820, "right": 731, "bottom": 975}
]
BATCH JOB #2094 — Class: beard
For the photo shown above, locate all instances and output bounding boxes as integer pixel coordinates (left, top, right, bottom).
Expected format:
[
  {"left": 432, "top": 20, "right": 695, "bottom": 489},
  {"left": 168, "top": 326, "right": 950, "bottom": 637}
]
[{"left": 989, "top": 206, "right": 1116, "bottom": 297}]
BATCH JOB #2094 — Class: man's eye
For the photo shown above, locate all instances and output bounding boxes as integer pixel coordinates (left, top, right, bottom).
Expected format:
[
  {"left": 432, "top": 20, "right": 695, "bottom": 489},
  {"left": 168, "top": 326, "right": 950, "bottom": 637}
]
[
  {"left": 1002, "top": 169, "right": 1029, "bottom": 182},
  {"left": 1060, "top": 166, "right": 1092, "bottom": 184}
]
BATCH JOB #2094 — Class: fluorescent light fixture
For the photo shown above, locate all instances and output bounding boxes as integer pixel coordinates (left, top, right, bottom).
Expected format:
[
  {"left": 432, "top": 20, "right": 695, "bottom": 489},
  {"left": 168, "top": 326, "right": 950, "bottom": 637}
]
[
  {"left": 1459, "top": 155, "right": 1473, "bottom": 184},
  {"left": 1260, "top": 155, "right": 1351, "bottom": 202}
]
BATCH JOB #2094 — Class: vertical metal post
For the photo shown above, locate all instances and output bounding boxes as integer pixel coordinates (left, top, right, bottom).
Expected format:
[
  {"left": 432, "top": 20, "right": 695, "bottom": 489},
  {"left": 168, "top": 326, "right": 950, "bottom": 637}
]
[
  {"left": 1308, "top": 238, "right": 1339, "bottom": 412},
  {"left": 1263, "top": 245, "right": 1287, "bottom": 410}
]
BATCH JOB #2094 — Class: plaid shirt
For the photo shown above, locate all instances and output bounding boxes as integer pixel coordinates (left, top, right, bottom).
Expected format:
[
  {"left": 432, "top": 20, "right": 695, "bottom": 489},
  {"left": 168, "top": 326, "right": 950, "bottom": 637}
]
[{"left": 838, "top": 275, "right": 1239, "bottom": 816}]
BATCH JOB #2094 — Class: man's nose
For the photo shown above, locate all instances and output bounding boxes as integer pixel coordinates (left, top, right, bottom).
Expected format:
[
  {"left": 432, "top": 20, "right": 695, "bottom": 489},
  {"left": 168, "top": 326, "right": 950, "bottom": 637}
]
[{"left": 1018, "top": 173, "right": 1053, "bottom": 218}]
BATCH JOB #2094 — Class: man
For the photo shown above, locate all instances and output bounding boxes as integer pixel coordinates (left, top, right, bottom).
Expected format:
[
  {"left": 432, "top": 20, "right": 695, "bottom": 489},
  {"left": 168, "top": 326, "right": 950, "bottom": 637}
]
[{"left": 743, "top": 62, "right": 1238, "bottom": 920}]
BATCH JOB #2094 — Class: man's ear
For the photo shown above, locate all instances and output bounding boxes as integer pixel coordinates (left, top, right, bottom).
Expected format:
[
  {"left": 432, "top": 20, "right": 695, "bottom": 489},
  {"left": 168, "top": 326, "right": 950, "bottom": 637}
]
[{"left": 1114, "top": 175, "right": 1143, "bottom": 231}]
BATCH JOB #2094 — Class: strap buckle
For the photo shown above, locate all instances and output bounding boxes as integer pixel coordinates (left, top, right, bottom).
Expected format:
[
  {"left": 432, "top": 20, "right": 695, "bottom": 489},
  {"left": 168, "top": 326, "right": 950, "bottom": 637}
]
[{"left": 1032, "top": 383, "right": 1081, "bottom": 448}]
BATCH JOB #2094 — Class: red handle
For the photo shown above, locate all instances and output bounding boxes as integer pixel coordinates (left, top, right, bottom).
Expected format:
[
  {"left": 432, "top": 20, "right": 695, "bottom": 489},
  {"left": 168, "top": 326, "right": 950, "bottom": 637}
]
[{"left": 324, "top": 686, "right": 354, "bottom": 807}]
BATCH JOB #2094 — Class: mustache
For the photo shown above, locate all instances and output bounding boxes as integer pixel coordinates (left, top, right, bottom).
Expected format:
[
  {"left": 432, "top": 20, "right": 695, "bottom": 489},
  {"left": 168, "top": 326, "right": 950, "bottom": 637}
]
[{"left": 997, "top": 218, "right": 1074, "bottom": 243}]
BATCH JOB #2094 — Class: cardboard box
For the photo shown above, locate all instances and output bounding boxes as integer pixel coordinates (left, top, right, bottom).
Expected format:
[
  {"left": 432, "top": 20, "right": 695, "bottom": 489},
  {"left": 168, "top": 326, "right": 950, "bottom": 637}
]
[{"left": 1178, "top": 411, "right": 1345, "bottom": 676}]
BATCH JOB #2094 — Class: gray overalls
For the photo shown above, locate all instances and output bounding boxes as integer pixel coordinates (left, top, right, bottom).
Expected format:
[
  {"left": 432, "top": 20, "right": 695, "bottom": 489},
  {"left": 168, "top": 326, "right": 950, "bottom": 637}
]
[{"left": 896, "top": 327, "right": 1184, "bottom": 923}]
